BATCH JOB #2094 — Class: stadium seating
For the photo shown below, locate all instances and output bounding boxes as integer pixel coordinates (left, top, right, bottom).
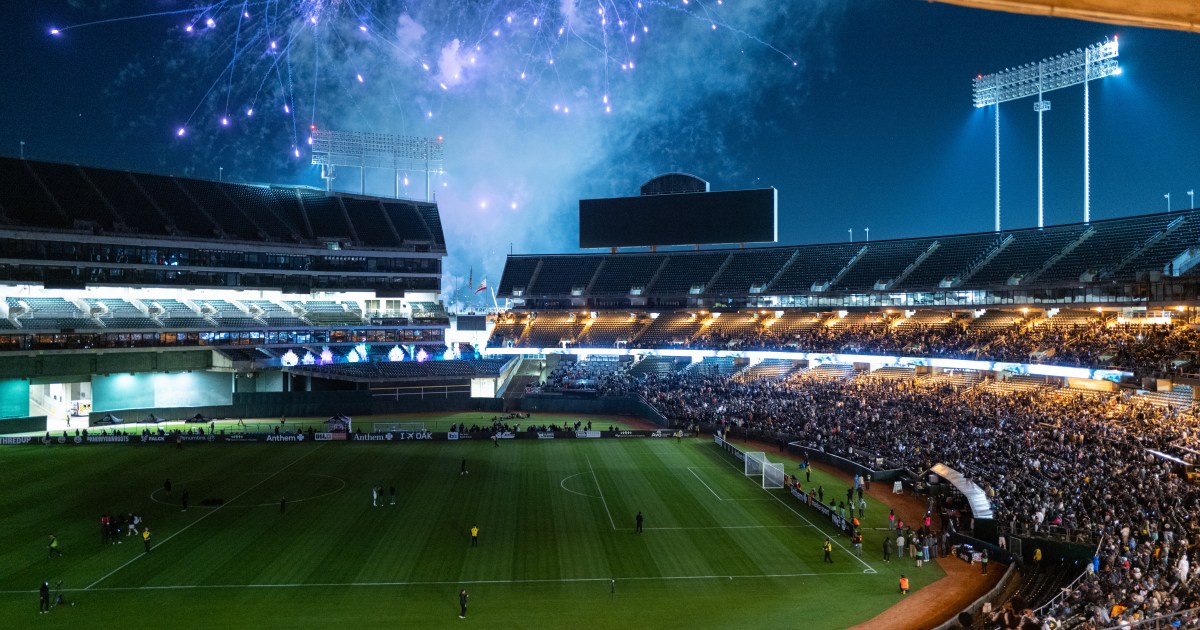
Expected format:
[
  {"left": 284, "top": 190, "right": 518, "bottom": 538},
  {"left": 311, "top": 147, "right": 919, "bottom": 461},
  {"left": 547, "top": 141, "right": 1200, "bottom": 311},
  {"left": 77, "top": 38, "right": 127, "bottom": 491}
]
[
  {"left": 588, "top": 255, "right": 664, "bottom": 295},
  {"left": 708, "top": 249, "right": 796, "bottom": 295},
  {"left": 767, "top": 243, "right": 862, "bottom": 293},
  {"left": 528, "top": 256, "right": 602, "bottom": 295},
  {"left": 647, "top": 253, "right": 729, "bottom": 294},
  {"left": 834, "top": 239, "right": 935, "bottom": 291}
]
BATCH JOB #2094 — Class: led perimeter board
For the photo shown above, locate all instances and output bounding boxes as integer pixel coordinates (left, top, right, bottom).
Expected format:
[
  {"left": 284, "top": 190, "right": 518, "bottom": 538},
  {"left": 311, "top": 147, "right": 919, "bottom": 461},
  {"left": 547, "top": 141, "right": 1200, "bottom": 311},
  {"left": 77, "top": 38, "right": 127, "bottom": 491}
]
[{"left": 579, "top": 188, "right": 778, "bottom": 249}]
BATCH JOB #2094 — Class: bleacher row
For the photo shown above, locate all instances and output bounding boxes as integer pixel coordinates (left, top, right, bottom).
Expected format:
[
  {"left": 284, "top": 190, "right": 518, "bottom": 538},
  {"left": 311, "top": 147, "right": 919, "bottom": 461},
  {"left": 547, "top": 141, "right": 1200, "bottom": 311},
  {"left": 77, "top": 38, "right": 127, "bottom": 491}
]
[
  {"left": 287, "top": 357, "right": 513, "bottom": 381},
  {"left": 2, "top": 296, "right": 373, "bottom": 330},
  {"left": 499, "top": 208, "right": 1200, "bottom": 297},
  {"left": 0, "top": 157, "right": 445, "bottom": 249}
]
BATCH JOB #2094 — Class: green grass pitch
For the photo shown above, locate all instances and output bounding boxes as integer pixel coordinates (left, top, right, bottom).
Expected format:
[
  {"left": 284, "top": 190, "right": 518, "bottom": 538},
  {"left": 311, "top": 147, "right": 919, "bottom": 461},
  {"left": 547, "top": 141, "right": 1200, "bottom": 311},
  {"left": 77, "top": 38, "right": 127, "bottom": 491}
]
[{"left": 0, "top": 428, "right": 943, "bottom": 628}]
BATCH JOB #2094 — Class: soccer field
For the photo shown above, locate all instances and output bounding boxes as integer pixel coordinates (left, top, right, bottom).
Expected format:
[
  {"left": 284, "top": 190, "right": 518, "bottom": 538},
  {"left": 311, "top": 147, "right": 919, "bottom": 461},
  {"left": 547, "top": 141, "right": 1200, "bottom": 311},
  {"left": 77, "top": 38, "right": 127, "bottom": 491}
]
[{"left": 0, "top": 436, "right": 943, "bottom": 628}]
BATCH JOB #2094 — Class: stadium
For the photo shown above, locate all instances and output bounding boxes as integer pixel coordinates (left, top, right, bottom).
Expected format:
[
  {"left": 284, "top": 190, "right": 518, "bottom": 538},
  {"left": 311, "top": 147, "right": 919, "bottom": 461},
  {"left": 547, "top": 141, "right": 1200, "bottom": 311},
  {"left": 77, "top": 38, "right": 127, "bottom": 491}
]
[{"left": 2, "top": 1, "right": 1199, "bottom": 629}]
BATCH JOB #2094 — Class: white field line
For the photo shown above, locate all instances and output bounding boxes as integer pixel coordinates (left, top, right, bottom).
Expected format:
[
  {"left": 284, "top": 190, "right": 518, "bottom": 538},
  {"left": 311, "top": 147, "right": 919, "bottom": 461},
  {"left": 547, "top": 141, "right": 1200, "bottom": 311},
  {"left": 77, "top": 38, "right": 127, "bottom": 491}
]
[
  {"left": 712, "top": 446, "right": 877, "bottom": 574},
  {"left": 586, "top": 455, "right": 617, "bottom": 531},
  {"left": 687, "top": 466, "right": 726, "bottom": 501},
  {"left": 86, "top": 445, "right": 324, "bottom": 590},
  {"left": 1, "top": 571, "right": 872, "bottom": 595}
]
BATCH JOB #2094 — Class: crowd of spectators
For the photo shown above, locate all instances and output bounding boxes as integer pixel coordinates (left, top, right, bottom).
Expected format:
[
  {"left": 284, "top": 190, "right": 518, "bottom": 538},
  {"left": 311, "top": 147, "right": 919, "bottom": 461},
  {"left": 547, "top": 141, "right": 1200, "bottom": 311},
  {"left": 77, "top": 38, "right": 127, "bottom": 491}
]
[
  {"left": 493, "top": 314, "right": 1200, "bottom": 377},
  {"left": 567, "top": 360, "right": 1200, "bottom": 627},
  {"left": 686, "top": 321, "right": 1198, "bottom": 376}
]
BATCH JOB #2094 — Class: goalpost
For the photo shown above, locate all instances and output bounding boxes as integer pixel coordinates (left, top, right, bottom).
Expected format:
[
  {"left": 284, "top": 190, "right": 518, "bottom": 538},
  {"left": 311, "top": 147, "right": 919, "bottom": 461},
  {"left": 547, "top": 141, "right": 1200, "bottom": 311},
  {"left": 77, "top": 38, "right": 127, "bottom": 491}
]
[
  {"left": 371, "top": 421, "right": 427, "bottom": 432},
  {"left": 744, "top": 452, "right": 767, "bottom": 477},
  {"left": 762, "top": 462, "right": 786, "bottom": 489}
]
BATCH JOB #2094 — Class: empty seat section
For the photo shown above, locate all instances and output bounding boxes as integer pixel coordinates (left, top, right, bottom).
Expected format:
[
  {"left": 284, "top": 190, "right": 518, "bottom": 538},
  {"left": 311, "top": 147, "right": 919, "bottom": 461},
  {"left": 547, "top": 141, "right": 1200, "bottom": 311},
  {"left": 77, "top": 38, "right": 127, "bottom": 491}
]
[
  {"left": 529, "top": 257, "right": 601, "bottom": 294},
  {"left": 299, "top": 194, "right": 353, "bottom": 239},
  {"left": 578, "top": 314, "right": 641, "bottom": 346},
  {"left": 415, "top": 204, "right": 446, "bottom": 246},
  {"left": 634, "top": 313, "right": 701, "bottom": 345},
  {"left": 176, "top": 180, "right": 261, "bottom": 240},
  {"left": 589, "top": 255, "right": 664, "bottom": 295},
  {"left": 498, "top": 257, "right": 540, "bottom": 296},
  {"left": 835, "top": 239, "right": 934, "bottom": 291},
  {"left": 647, "top": 253, "right": 727, "bottom": 294},
  {"left": 94, "top": 298, "right": 157, "bottom": 329},
  {"left": 0, "top": 159, "right": 69, "bottom": 228},
  {"left": 1039, "top": 213, "right": 1179, "bottom": 283},
  {"left": 970, "top": 225, "right": 1087, "bottom": 286},
  {"left": 708, "top": 249, "right": 795, "bottom": 294},
  {"left": 341, "top": 199, "right": 399, "bottom": 247},
  {"left": 898, "top": 233, "right": 999, "bottom": 289},
  {"left": 218, "top": 184, "right": 302, "bottom": 240},
  {"left": 521, "top": 313, "right": 585, "bottom": 347},
  {"left": 1119, "top": 212, "right": 1200, "bottom": 277},
  {"left": 261, "top": 188, "right": 309, "bottom": 238},
  {"left": 768, "top": 244, "right": 861, "bottom": 293},
  {"left": 382, "top": 203, "right": 434, "bottom": 243},
  {"left": 27, "top": 162, "right": 118, "bottom": 227},
  {"left": 84, "top": 170, "right": 170, "bottom": 235},
  {"left": 136, "top": 174, "right": 218, "bottom": 237}
]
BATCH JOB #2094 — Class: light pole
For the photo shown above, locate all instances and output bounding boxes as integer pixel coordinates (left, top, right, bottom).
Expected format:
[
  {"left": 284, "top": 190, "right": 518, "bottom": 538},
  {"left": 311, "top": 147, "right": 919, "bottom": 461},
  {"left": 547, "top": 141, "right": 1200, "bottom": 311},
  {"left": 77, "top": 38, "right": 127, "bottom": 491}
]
[
  {"left": 864, "top": 228, "right": 870, "bottom": 243},
  {"left": 19, "top": 140, "right": 25, "bottom": 159},
  {"left": 848, "top": 229, "right": 853, "bottom": 243},
  {"left": 1165, "top": 193, "right": 1171, "bottom": 212},
  {"left": 1189, "top": 190, "right": 1195, "bottom": 209},
  {"left": 218, "top": 166, "right": 224, "bottom": 182},
  {"left": 973, "top": 38, "right": 1119, "bottom": 227}
]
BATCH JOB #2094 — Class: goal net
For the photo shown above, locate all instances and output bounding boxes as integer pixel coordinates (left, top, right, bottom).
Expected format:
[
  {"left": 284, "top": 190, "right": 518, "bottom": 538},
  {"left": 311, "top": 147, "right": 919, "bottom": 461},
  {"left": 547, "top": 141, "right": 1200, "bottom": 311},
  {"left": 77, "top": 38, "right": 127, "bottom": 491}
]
[
  {"left": 744, "top": 452, "right": 767, "bottom": 477},
  {"left": 371, "top": 421, "right": 427, "bottom": 432},
  {"left": 762, "top": 462, "right": 786, "bottom": 489}
]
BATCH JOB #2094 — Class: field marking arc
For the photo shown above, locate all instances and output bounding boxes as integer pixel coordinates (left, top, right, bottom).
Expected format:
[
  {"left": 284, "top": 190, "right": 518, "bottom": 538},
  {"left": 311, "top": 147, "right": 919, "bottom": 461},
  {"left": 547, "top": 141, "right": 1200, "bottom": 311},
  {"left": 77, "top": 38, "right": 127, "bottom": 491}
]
[
  {"left": 0, "top": 571, "right": 873, "bottom": 595},
  {"left": 586, "top": 455, "right": 617, "bottom": 531},
  {"left": 711, "top": 444, "right": 877, "bottom": 575},
  {"left": 86, "top": 445, "right": 325, "bottom": 590},
  {"left": 559, "top": 472, "right": 601, "bottom": 499}
]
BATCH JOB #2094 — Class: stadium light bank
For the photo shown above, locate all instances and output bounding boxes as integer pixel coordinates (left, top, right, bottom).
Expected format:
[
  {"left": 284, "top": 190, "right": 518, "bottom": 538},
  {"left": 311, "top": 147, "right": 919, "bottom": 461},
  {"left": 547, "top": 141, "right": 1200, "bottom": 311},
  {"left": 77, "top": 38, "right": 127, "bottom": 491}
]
[{"left": 972, "top": 38, "right": 1120, "bottom": 231}]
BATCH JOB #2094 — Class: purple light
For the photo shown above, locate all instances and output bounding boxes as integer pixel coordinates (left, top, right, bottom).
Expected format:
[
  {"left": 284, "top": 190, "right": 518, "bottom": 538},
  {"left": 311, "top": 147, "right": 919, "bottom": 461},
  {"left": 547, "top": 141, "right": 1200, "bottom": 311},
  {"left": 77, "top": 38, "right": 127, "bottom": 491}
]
[
  {"left": 320, "top": 348, "right": 333, "bottom": 364},
  {"left": 307, "top": 136, "right": 313, "bottom": 145},
  {"left": 185, "top": 24, "right": 194, "bottom": 33},
  {"left": 49, "top": 28, "right": 61, "bottom": 36},
  {"left": 176, "top": 127, "right": 186, "bottom": 137},
  {"left": 283, "top": 103, "right": 290, "bottom": 113},
  {"left": 358, "top": 25, "right": 367, "bottom": 32},
  {"left": 221, "top": 116, "right": 229, "bottom": 126},
  {"left": 244, "top": 11, "right": 251, "bottom": 18},
  {"left": 293, "top": 148, "right": 300, "bottom": 158},
  {"left": 270, "top": 41, "right": 277, "bottom": 50},
  {"left": 357, "top": 74, "right": 364, "bottom": 83},
  {"left": 246, "top": 108, "right": 254, "bottom": 116},
  {"left": 205, "top": 17, "right": 215, "bottom": 28}
]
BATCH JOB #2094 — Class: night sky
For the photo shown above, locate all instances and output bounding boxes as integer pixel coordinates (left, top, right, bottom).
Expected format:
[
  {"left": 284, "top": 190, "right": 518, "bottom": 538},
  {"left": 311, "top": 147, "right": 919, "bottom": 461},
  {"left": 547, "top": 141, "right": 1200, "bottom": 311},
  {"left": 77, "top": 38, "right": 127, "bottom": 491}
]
[{"left": 2, "top": 1, "right": 1198, "bottom": 303}]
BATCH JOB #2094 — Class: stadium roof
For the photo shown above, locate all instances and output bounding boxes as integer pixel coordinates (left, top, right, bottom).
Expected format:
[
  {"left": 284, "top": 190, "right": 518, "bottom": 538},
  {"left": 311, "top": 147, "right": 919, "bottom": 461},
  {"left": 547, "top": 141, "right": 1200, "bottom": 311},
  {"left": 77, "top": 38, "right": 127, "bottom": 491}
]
[{"left": 932, "top": 0, "right": 1200, "bottom": 33}]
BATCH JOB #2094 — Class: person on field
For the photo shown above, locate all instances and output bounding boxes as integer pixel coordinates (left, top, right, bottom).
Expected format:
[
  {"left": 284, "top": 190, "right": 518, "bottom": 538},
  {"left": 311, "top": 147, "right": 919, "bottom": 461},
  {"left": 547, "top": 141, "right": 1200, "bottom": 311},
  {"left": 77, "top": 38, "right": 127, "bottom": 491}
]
[
  {"left": 471, "top": 525, "right": 479, "bottom": 547},
  {"left": 636, "top": 511, "right": 644, "bottom": 534},
  {"left": 39, "top": 581, "right": 50, "bottom": 614},
  {"left": 47, "top": 534, "right": 62, "bottom": 558},
  {"left": 459, "top": 589, "right": 469, "bottom": 618},
  {"left": 900, "top": 575, "right": 909, "bottom": 594},
  {"left": 461, "top": 458, "right": 468, "bottom": 476},
  {"left": 142, "top": 527, "right": 152, "bottom": 553},
  {"left": 883, "top": 536, "right": 892, "bottom": 563},
  {"left": 823, "top": 538, "right": 834, "bottom": 563},
  {"left": 389, "top": 486, "right": 396, "bottom": 506},
  {"left": 181, "top": 489, "right": 189, "bottom": 512}
]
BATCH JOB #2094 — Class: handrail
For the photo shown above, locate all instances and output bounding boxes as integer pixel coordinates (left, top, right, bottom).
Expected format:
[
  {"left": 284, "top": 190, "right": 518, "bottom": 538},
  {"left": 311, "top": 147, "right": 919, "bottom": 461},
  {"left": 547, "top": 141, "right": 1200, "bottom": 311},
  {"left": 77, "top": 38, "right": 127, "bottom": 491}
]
[
  {"left": 1100, "top": 606, "right": 1200, "bottom": 629},
  {"left": 1033, "top": 534, "right": 1104, "bottom": 617}
]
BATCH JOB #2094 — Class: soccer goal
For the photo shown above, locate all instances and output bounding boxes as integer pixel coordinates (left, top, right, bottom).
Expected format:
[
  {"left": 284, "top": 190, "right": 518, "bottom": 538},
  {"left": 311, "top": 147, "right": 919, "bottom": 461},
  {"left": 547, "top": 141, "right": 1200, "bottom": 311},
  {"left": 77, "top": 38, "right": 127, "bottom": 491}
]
[
  {"left": 371, "top": 421, "right": 427, "bottom": 432},
  {"left": 744, "top": 452, "right": 767, "bottom": 477},
  {"left": 762, "top": 462, "right": 786, "bottom": 489}
]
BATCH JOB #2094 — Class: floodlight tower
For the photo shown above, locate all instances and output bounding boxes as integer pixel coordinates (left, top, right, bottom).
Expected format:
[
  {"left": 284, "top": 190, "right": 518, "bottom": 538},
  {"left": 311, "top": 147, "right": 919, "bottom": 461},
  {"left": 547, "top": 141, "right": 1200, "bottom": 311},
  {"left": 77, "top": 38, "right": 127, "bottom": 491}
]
[
  {"left": 310, "top": 128, "right": 444, "bottom": 201},
  {"left": 972, "top": 38, "right": 1120, "bottom": 229}
]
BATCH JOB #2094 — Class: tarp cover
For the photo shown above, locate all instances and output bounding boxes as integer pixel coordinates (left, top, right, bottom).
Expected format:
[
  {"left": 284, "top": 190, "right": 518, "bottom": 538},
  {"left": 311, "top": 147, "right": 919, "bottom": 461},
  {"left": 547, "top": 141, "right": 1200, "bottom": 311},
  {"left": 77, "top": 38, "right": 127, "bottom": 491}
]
[
  {"left": 933, "top": 0, "right": 1199, "bottom": 33},
  {"left": 928, "top": 463, "right": 995, "bottom": 519}
]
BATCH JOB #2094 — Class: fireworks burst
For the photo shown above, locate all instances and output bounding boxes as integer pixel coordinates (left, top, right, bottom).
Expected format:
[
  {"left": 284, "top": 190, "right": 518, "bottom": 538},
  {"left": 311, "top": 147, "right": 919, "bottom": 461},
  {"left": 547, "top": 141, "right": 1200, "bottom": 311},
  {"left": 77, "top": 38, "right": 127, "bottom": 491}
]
[{"left": 49, "top": 0, "right": 799, "bottom": 156}]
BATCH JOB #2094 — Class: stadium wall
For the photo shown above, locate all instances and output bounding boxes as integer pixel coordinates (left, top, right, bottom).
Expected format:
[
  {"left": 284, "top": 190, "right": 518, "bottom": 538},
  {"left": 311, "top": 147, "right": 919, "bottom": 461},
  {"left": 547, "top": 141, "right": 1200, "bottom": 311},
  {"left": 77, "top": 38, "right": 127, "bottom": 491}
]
[
  {"left": 0, "top": 379, "right": 31, "bottom": 418},
  {"left": 0, "top": 415, "right": 47, "bottom": 433},
  {"left": 514, "top": 394, "right": 668, "bottom": 427},
  {"left": 92, "top": 371, "right": 233, "bottom": 412}
]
